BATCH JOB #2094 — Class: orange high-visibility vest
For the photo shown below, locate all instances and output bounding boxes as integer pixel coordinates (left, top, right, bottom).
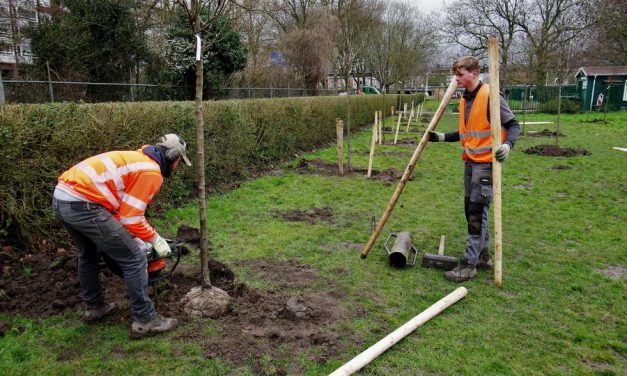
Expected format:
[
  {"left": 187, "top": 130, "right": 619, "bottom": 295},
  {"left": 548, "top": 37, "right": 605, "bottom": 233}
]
[
  {"left": 56, "top": 148, "right": 163, "bottom": 242},
  {"left": 459, "top": 84, "right": 507, "bottom": 163}
]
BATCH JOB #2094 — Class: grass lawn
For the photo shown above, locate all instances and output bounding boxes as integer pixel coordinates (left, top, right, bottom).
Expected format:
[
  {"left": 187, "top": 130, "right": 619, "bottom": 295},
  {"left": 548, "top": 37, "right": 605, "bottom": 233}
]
[{"left": 1, "top": 109, "right": 625, "bottom": 375}]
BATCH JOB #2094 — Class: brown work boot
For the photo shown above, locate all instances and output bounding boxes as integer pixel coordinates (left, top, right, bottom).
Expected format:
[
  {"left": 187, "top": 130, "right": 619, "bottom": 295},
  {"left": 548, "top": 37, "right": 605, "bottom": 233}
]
[
  {"left": 84, "top": 302, "right": 119, "bottom": 324},
  {"left": 444, "top": 259, "right": 477, "bottom": 282},
  {"left": 130, "top": 314, "right": 179, "bottom": 339},
  {"left": 477, "top": 249, "right": 493, "bottom": 269}
]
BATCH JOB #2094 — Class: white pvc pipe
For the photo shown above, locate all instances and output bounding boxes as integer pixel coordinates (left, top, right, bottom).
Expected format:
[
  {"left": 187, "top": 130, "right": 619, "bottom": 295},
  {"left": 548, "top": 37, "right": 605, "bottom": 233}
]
[{"left": 329, "top": 287, "right": 468, "bottom": 376}]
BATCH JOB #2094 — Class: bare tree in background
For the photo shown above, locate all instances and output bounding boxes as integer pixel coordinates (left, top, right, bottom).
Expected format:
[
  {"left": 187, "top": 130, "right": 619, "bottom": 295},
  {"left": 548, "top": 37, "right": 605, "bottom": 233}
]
[
  {"left": 366, "top": 1, "right": 434, "bottom": 92},
  {"left": 332, "top": 0, "right": 381, "bottom": 92},
  {"left": 174, "top": 0, "right": 231, "bottom": 289},
  {"left": 441, "top": 0, "right": 522, "bottom": 84},
  {"left": 515, "top": 0, "right": 596, "bottom": 85}
]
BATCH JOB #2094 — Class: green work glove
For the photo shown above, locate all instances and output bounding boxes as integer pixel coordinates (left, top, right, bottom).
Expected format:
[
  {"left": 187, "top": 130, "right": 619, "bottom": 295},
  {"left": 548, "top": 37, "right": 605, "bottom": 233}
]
[
  {"left": 495, "top": 143, "right": 511, "bottom": 162},
  {"left": 428, "top": 131, "right": 445, "bottom": 142},
  {"left": 151, "top": 235, "right": 172, "bottom": 257}
]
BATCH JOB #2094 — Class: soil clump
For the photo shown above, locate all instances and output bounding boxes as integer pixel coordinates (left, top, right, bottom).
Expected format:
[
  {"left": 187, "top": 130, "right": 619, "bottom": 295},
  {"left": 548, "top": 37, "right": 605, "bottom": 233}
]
[
  {"left": 526, "top": 129, "right": 565, "bottom": 137},
  {"left": 291, "top": 158, "right": 403, "bottom": 185},
  {"left": 524, "top": 144, "right": 590, "bottom": 157}
]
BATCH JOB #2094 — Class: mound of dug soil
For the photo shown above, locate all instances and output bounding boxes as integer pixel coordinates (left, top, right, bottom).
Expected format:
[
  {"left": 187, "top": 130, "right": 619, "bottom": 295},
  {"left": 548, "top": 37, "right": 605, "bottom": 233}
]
[
  {"left": 524, "top": 144, "right": 590, "bottom": 157},
  {"left": 0, "top": 246, "right": 355, "bottom": 373},
  {"left": 282, "top": 207, "right": 335, "bottom": 224},
  {"left": 291, "top": 158, "right": 404, "bottom": 185},
  {"left": 526, "top": 129, "right": 565, "bottom": 137}
]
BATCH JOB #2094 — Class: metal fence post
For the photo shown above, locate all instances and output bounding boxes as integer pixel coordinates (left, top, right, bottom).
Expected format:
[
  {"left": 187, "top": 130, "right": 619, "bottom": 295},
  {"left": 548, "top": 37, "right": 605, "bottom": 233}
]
[
  {"left": 46, "top": 61, "right": 54, "bottom": 102},
  {"left": 0, "top": 69, "right": 5, "bottom": 104}
]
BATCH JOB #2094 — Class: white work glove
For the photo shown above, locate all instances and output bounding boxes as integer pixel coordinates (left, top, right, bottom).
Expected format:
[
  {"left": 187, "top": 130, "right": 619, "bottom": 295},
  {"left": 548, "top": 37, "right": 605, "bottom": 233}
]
[
  {"left": 151, "top": 235, "right": 172, "bottom": 257},
  {"left": 495, "top": 143, "right": 511, "bottom": 162}
]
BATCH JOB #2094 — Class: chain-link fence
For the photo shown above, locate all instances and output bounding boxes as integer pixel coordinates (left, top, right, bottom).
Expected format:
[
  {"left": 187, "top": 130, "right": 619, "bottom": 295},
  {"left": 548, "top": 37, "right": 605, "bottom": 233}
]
[
  {"left": 0, "top": 79, "right": 342, "bottom": 103},
  {"left": 0, "top": 78, "right": 580, "bottom": 110}
]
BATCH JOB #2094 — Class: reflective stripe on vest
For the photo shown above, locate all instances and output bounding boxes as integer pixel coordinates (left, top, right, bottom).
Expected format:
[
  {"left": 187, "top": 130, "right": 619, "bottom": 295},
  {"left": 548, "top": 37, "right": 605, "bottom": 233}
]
[
  {"left": 57, "top": 149, "right": 163, "bottom": 241},
  {"left": 459, "top": 84, "right": 507, "bottom": 163}
]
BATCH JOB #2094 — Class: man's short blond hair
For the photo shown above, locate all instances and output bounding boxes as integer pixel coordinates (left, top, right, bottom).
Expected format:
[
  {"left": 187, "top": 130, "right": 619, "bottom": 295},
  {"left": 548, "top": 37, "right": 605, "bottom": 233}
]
[{"left": 452, "top": 56, "right": 481, "bottom": 75}]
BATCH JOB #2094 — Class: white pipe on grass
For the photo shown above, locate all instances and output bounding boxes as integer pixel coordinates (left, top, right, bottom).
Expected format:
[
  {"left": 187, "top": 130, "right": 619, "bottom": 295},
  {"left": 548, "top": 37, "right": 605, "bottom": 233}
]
[{"left": 329, "top": 287, "right": 468, "bottom": 376}]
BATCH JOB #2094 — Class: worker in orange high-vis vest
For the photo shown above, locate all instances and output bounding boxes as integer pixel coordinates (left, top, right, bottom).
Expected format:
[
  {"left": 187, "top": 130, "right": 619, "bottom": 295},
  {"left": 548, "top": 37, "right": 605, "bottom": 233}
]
[
  {"left": 51, "top": 134, "right": 192, "bottom": 339},
  {"left": 428, "top": 56, "right": 520, "bottom": 282}
]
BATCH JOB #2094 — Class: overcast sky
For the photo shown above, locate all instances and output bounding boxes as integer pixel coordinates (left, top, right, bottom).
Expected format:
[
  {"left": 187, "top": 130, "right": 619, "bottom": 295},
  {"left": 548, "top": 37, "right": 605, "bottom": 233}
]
[{"left": 403, "top": 0, "right": 447, "bottom": 14}]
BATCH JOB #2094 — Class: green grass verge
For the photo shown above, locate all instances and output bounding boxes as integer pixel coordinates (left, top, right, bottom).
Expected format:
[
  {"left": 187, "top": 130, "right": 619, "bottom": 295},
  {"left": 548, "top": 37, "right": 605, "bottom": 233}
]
[{"left": 1, "top": 111, "right": 625, "bottom": 375}]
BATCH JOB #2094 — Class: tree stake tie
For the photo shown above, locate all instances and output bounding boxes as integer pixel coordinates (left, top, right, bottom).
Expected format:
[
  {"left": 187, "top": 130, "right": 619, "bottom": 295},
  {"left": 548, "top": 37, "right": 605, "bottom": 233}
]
[{"left": 195, "top": 34, "right": 202, "bottom": 61}]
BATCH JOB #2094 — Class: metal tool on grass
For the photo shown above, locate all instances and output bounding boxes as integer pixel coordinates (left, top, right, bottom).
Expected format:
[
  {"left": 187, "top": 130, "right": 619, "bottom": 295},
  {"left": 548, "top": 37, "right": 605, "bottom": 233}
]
[
  {"left": 360, "top": 79, "right": 459, "bottom": 259},
  {"left": 421, "top": 235, "right": 457, "bottom": 271},
  {"left": 383, "top": 231, "right": 418, "bottom": 267}
]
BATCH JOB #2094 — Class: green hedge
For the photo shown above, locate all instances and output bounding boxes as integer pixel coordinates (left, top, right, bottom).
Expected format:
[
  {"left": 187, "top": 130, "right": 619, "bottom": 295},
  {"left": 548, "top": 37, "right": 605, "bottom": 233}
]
[{"left": 0, "top": 94, "right": 422, "bottom": 246}]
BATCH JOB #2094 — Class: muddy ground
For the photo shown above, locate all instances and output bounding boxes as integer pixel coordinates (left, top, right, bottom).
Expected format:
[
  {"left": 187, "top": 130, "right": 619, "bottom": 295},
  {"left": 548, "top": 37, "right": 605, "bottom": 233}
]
[
  {"left": 524, "top": 144, "right": 590, "bottom": 157},
  {"left": 290, "top": 158, "right": 405, "bottom": 185},
  {"left": 0, "top": 239, "right": 361, "bottom": 373},
  {"left": 525, "top": 129, "right": 566, "bottom": 137}
]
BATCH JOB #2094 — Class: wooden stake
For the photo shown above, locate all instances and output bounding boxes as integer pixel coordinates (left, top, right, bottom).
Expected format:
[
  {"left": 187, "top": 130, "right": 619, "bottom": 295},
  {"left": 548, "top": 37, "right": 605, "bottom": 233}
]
[
  {"left": 367, "top": 120, "right": 377, "bottom": 177},
  {"left": 394, "top": 110, "right": 402, "bottom": 144},
  {"left": 403, "top": 103, "right": 408, "bottom": 120},
  {"left": 336, "top": 118, "right": 344, "bottom": 175},
  {"left": 405, "top": 108, "right": 414, "bottom": 132},
  {"left": 418, "top": 102, "right": 423, "bottom": 118},
  {"left": 361, "top": 80, "right": 458, "bottom": 258},
  {"left": 391, "top": 106, "right": 395, "bottom": 116},
  {"left": 374, "top": 111, "right": 379, "bottom": 142},
  {"left": 329, "top": 287, "right": 468, "bottom": 376},
  {"left": 488, "top": 37, "right": 503, "bottom": 288},
  {"left": 378, "top": 111, "right": 383, "bottom": 145}
]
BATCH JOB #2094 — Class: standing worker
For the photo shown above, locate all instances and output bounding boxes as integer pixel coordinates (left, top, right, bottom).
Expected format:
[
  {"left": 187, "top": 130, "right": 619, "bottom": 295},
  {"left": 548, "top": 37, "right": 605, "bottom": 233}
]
[
  {"left": 428, "top": 56, "right": 520, "bottom": 282},
  {"left": 51, "top": 134, "right": 192, "bottom": 338}
]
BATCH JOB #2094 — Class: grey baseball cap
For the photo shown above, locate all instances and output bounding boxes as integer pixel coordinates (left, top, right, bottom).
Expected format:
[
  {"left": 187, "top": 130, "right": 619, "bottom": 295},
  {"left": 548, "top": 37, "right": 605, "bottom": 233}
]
[{"left": 156, "top": 134, "right": 192, "bottom": 166}]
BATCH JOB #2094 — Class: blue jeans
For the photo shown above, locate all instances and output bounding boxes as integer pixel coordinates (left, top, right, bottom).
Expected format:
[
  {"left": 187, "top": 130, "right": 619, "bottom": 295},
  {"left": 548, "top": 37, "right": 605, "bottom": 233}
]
[
  {"left": 51, "top": 197, "right": 155, "bottom": 322},
  {"left": 463, "top": 162, "right": 492, "bottom": 264}
]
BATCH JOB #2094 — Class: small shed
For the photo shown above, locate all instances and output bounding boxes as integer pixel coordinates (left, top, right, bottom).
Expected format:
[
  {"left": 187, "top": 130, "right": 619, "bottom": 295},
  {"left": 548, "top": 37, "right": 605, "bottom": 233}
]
[{"left": 575, "top": 66, "right": 627, "bottom": 111}]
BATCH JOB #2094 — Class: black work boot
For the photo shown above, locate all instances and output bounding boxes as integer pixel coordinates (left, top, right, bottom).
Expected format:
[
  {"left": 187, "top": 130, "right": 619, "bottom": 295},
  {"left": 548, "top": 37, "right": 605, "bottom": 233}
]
[
  {"left": 444, "top": 258, "right": 477, "bottom": 282},
  {"left": 477, "top": 248, "right": 493, "bottom": 269}
]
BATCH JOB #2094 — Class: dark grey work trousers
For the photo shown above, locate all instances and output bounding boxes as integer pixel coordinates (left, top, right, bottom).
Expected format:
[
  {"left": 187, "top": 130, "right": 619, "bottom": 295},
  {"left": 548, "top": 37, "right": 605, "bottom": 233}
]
[
  {"left": 463, "top": 161, "right": 493, "bottom": 264},
  {"left": 51, "top": 197, "right": 156, "bottom": 322}
]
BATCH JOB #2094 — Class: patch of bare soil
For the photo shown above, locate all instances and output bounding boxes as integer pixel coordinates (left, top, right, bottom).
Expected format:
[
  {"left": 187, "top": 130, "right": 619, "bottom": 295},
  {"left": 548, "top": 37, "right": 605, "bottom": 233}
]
[
  {"left": 595, "top": 266, "right": 627, "bottom": 281},
  {"left": 524, "top": 144, "right": 590, "bottom": 157},
  {"left": 526, "top": 129, "right": 566, "bottom": 137},
  {"left": 290, "top": 158, "right": 404, "bottom": 185},
  {"left": 281, "top": 207, "right": 335, "bottom": 224},
  {"left": 0, "top": 246, "right": 356, "bottom": 373},
  {"left": 552, "top": 165, "right": 573, "bottom": 170},
  {"left": 579, "top": 118, "right": 608, "bottom": 124}
]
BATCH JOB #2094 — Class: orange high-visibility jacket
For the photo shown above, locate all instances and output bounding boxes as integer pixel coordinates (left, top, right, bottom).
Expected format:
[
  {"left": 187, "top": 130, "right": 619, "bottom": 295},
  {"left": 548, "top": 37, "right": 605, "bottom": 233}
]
[
  {"left": 56, "top": 148, "right": 163, "bottom": 242},
  {"left": 459, "top": 84, "right": 507, "bottom": 163}
]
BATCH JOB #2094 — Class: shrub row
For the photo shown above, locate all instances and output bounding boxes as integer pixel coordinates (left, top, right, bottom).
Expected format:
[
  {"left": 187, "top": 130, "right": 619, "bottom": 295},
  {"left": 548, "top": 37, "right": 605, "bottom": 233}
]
[{"left": 0, "top": 94, "right": 422, "bottom": 246}]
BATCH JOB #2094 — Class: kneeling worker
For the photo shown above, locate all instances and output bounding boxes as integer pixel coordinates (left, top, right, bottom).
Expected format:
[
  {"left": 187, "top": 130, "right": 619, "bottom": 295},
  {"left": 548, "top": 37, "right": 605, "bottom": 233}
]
[{"left": 52, "top": 134, "right": 192, "bottom": 338}]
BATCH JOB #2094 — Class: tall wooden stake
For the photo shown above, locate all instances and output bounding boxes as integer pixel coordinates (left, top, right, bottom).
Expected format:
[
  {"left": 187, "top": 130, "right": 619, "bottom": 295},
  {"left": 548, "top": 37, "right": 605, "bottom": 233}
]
[
  {"left": 374, "top": 111, "right": 380, "bottom": 143},
  {"left": 367, "top": 119, "right": 377, "bottom": 177},
  {"left": 488, "top": 37, "right": 503, "bottom": 288},
  {"left": 336, "top": 118, "right": 344, "bottom": 175},
  {"left": 394, "top": 110, "right": 402, "bottom": 144},
  {"left": 405, "top": 108, "right": 414, "bottom": 132},
  {"left": 361, "top": 80, "right": 458, "bottom": 258},
  {"left": 378, "top": 111, "right": 383, "bottom": 145}
]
